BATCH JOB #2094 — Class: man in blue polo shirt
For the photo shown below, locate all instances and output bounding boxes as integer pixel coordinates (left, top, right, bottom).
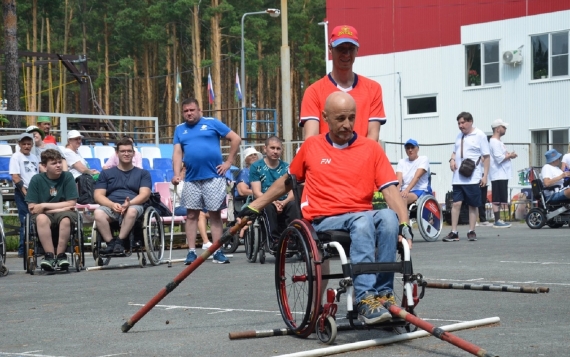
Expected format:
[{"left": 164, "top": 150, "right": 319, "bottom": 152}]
[{"left": 171, "top": 98, "right": 241, "bottom": 265}]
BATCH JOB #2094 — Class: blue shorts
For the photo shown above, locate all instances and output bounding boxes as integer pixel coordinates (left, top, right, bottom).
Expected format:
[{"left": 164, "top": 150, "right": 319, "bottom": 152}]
[
  {"left": 546, "top": 190, "right": 570, "bottom": 203},
  {"left": 410, "top": 189, "right": 429, "bottom": 199},
  {"left": 452, "top": 184, "right": 481, "bottom": 207}
]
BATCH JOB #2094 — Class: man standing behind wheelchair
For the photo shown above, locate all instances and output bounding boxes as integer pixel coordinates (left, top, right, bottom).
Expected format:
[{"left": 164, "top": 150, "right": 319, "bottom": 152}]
[
  {"left": 249, "top": 137, "right": 298, "bottom": 250},
  {"left": 93, "top": 137, "right": 152, "bottom": 255},
  {"left": 238, "top": 91, "right": 413, "bottom": 326},
  {"left": 25, "top": 149, "right": 78, "bottom": 271},
  {"left": 396, "top": 138, "right": 430, "bottom": 205}
]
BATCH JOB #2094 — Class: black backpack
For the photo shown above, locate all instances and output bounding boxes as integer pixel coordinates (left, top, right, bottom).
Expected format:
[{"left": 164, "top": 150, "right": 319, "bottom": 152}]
[{"left": 76, "top": 174, "right": 95, "bottom": 204}]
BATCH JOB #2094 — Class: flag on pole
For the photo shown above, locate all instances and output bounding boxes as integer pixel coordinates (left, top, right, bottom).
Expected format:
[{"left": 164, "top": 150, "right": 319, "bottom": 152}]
[
  {"left": 175, "top": 70, "right": 182, "bottom": 103},
  {"left": 207, "top": 71, "right": 215, "bottom": 104},
  {"left": 235, "top": 70, "right": 243, "bottom": 102}
]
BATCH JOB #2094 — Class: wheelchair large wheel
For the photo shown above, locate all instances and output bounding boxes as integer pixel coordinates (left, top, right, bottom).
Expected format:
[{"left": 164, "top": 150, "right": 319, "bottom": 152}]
[
  {"left": 245, "top": 220, "right": 259, "bottom": 263},
  {"left": 221, "top": 223, "right": 240, "bottom": 254},
  {"left": 72, "top": 216, "right": 84, "bottom": 272},
  {"left": 24, "top": 215, "right": 36, "bottom": 274},
  {"left": 415, "top": 195, "right": 443, "bottom": 242},
  {"left": 275, "top": 219, "right": 322, "bottom": 338},
  {"left": 0, "top": 218, "right": 8, "bottom": 276},
  {"left": 144, "top": 207, "right": 165, "bottom": 266},
  {"left": 91, "top": 222, "right": 105, "bottom": 267},
  {"left": 526, "top": 208, "right": 546, "bottom": 229}
]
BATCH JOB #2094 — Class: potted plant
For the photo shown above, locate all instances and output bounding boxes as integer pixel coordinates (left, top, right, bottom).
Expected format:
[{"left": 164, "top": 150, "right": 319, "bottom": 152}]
[
  {"left": 468, "top": 70, "right": 481, "bottom": 86},
  {"left": 534, "top": 69, "right": 548, "bottom": 80}
]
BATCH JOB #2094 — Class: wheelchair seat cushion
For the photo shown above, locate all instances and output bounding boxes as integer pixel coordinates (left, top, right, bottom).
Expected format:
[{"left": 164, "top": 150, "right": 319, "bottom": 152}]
[{"left": 316, "top": 230, "right": 351, "bottom": 245}]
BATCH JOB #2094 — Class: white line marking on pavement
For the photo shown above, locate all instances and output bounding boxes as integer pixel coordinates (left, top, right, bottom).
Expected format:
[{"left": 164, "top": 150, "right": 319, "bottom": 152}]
[
  {"left": 95, "top": 354, "right": 130, "bottom": 357},
  {"left": 429, "top": 277, "right": 570, "bottom": 286},
  {"left": 500, "top": 260, "right": 570, "bottom": 265},
  {"left": 0, "top": 352, "right": 66, "bottom": 357}
]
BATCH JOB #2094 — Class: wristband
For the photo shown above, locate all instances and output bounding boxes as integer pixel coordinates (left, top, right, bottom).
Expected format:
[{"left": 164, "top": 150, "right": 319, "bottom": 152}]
[{"left": 248, "top": 205, "right": 260, "bottom": 214}]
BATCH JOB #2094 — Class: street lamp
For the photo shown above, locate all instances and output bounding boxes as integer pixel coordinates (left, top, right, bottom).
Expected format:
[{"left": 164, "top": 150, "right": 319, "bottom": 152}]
[{"left": 240, "top": 8, "right": 280, "bottom": 140}]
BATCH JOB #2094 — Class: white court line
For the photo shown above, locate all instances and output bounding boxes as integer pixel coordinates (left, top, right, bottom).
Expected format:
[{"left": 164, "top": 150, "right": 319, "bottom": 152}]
[
  {"left": 429, "top": 277, "right": 570, "bottom": 286},
  {"left": 500, "top": 260, "right": 570, "bottom": 265},
  {"left": 0, "top": 352, "right": 65, "bottom": 357},
  {"left": 128, "top": 303, "right": 463, "bottom": 323}
]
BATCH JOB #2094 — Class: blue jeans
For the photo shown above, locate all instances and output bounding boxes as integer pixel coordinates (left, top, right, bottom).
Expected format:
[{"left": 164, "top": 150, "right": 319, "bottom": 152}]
[
  {"left": 312, "top": 209, "right": 399, "bottom": 303},
  {"left": 14, "top": 189, "right": 29, "bottom": 255}
]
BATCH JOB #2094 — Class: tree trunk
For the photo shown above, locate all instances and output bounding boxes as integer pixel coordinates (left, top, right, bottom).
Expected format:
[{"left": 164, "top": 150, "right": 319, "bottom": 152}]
[
  {"left": 210, "top": 0, "right": 221, "bottom": 116},
  {"left": 3, "top": 0, "right": 19, "bottom": 127},
  {"left": 47, "top": 17, "right": 53, "bottom": 113},
  {"left": 30, "top": 0, "right": 37, "bottom": 118},
  {"left": 104, "top": 14, "right": 109, "bottom": 115},
  {"left": 191, "top": 3, "right": 203, "bottom": 107}
]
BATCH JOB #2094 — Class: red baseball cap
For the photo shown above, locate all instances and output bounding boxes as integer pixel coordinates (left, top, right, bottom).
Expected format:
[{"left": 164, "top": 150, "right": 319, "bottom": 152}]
[{"left": 329, "top": 25, "right": 359, "bottom": 48}]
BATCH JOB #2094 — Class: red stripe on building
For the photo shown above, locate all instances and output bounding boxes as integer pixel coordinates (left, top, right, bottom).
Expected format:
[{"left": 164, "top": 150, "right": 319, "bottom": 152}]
[{"left": 327, "top": 0, "right": 570, "bottom": 56}]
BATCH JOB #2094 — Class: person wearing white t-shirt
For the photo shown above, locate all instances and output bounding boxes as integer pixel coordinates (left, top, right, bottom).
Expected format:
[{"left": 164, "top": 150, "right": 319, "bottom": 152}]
[
  {"left": 541, "top": 149, "right": 570, "bottom": 203},
  {"left": 561, "top": 144, "right": 570, "bottom": 172},
  {"left": 443, "top": 112, "right": 490, "bottom": 242},
  {"left": 8, "top": 133, "right": 39, "bottom": 257},
  {"left": 396, "top": 139, "right": 430, "bottom": 205},
  {"left": 489, "top": 119, "right": 517, "bottom": 228},
  {"left": 63, "top": 130, "right": 99, "bottom": 181}
]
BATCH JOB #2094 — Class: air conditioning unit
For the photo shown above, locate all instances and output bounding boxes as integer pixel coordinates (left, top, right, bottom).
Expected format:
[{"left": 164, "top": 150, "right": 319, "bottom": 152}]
[{"left": 503, "top": 49, "right": 523, "bottom": 65}]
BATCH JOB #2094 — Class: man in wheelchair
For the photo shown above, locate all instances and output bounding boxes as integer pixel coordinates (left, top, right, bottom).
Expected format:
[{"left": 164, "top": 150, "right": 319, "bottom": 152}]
[
  {"left": 541, "top": 149, "right": 570, "bottom": 203},
  {"left": 25, "top": 149, "right": 79, "bottom": 271},
  {"left": 396, "top": 138, "right": 431, "bottom": 205},
  {"left": 94, "top": 138, "right": 152, "bottom": 254},
  {"left": 238, "top": 92, "right": 412, "bottom": 326},
  {"left": 250, "top": 137, "right": 299, "bottom": 249}
]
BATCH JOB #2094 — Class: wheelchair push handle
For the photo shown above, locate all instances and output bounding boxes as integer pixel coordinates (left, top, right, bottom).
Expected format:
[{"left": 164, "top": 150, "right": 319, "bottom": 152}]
[{"left": 121, "top": 218, "right": 249, "bottom": 333}]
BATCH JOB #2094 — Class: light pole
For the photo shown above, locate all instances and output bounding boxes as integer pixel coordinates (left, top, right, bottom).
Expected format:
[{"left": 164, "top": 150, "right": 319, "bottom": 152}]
[{"left": 241, "top": 8, "right": 280, "bottom": 141}]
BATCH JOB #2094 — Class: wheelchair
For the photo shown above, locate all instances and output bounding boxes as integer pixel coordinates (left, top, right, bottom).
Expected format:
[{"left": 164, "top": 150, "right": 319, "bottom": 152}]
[
  {"left": 274, "top": 176, "right": 425, "bottom": 344},
  {"left": 526, "top": 167, "right": 570, "bottom": 229},
  {"left": 91, "top": 206, "right": 165, "bottom": 267},
  {"left": 0, "top": 216, "right": 8, "bottom": 276},
  {"left": 23, "top": 212, "right": 85, "bottom": 274},
  {"left": 408, "top": 193, "right": 443, "bottom": 241}
]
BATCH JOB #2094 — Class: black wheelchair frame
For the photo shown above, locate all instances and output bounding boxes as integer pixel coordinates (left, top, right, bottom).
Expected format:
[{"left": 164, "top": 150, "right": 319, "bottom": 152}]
[
  {"left": 0, "top": 217, "right": 8, "bottom": 276},
  {"left": 23, "top": 211, "right": 85, "bottom": 274},
  {"left": 526, "top": 167, "right": 570, "bottom": 229},
  {"left": 273, "top": 175, "right": 426, "bottom": 344},
  {"left": 91, "top": 206, "right": 165, "bottom": 267}
]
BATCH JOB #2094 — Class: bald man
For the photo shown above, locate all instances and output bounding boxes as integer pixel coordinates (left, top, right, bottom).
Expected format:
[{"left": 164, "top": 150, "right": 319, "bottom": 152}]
[{"left": 238, "top": 92, "right": 412, "bottom": 326}]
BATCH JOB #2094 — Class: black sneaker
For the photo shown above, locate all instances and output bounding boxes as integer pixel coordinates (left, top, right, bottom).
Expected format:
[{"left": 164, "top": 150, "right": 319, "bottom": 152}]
[
  {"left": 102, "top": 239, "right": 116, "bottom": 254},
  {"left": 442, "top": 231, "right": 459, "bottom": 242},
  {"left": 56, "top": 253, "right": 70, "bottom": 269},
  {"left": 40, "top": 253, "right": 56, "bottom": 271},
  {"left": 113, "top": 239, "right": 125, "bottom": 254},
  {"left": 467, "top": 230, "right": 477, "bottom": 241}
]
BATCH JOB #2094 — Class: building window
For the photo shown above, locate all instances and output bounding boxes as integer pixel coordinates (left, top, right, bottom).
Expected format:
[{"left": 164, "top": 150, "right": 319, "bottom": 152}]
[
  {"left": 532, "top": 31, "right": 569, "bottom": 80},
  {"left": 407, "top": 96, "right": 437, "bottom": 115},
  {"left": 465, "top": 41, "right": 500, "bottom": 87}
]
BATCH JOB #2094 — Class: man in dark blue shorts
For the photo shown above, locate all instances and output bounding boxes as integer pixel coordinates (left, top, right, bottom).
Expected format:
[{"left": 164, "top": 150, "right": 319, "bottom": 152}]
[
  {"left": 444, "top": 112, "right": 490, "bottom": 242},
  {"left": 94, "top": 137, "right": 152, "bottom": 254}
]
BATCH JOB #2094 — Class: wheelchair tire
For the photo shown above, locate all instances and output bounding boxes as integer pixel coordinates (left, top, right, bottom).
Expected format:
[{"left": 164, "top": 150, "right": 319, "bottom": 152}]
[
  {"left": 221, "top": 233, "right": 240, "bottom": 254},
  {"left": 0, "top": 218, "right": 7, "bottom": 274},
  {"left": 316, "top": 315, "right": 337, "bottom": 345},
  {"left": 547, "top": 221, "right": 564, "bottom": 228},
  {"left": 275, "top": 219, "right": 322, "bottom": 338},
  {"left": 526, "top": 208, "right": 546, "bottom": 229},
  {"left": 143, "top": 207, "right": 165, "bottom": 266},
  {"left": 415, "top": 195, "right": 443, "bottom": 242},
  {"left": 24, "top": 215, "right": 35, "bottom": 274},
  {"left": 245, "top": 222, "right": 259, "bottom": 263}
]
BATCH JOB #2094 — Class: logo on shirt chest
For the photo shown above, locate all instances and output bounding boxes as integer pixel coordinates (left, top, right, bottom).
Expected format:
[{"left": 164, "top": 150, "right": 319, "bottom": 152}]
[
  {"left": 200, "top": 125, "right": 208, "bottom": 131},
  {"left": 320, "top": 158, "right": 332, "bottom": 164}
]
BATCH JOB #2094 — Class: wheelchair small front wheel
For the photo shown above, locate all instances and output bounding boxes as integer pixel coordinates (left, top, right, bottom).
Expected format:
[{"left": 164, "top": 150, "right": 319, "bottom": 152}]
[
  {"left": 526, "top": 208, "right": 546, "bottom": 229},
  {"left": 316, "top": 315, "right": 337, "bottom": 344}
]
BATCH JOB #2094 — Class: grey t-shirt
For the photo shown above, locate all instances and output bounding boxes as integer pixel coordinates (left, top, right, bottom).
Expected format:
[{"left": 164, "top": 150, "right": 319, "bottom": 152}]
[{"left": 32, "top": 143, "right": 65, "bottom": 159}]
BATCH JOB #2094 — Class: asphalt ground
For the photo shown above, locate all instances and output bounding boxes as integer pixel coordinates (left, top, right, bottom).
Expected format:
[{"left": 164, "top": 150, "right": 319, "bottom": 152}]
[{"left": 1, "top": 222, "right": 569, "bottom": 357}]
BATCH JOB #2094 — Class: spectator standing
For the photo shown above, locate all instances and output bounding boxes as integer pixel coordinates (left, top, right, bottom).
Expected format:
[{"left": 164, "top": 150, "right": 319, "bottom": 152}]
[
  {"left": 396, "top": 139, "right": 430, "bottom": 205},
  {"left": 37, "top": 116, "right": 57, "bottom": 144},
  {"left": 25, "top": 149, "right": 78, "bottom": 271},
  {"left": 9, "top": 133, "right": 39, "bottom": 257},
  {"left": 171, "top": 98, "right": 241, "bottom": 265},
  {"left": 102, "top": 136, "right": 143, "bottom": 169},
  {"left": 238, "top": 92, "right": 412, "bottom": 325},
  {"left": 489, "top": 119, "right": 517, "bottom": 228},
  {"left": 443, "top": 112, "right": 490, "bottom": 242},
  {"left": 300, "top": 25, "right": 386, "bottom": 142},
  {"left": 249, "top": 137, "right": 298, "bottom": 249},
  {"left": 26, "top": 126, "right": 68, "bottom": 172},
  {"left": 93, "top": 138, "right": 152, "bottom": 254}
]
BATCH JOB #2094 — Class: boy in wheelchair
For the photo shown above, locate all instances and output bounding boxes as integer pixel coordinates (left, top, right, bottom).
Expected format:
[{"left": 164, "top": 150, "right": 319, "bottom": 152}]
[
  {"left": 238, "top": 92, "right": 413, "bottom": 325},
  {"left": 541, "top": 149, "right": 570, "bottom": 203},
  {"left": 25, "top": 149, "right": 79, "bottom": 271}
]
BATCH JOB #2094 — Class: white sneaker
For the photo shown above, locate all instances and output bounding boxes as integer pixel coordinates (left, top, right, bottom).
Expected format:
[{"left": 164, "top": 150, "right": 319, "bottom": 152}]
[
  {"left": 202, "top": 241, "right": 213, "bottom": 249},
  {"left": 480, "top": 221, "right": 493, "bottom": 227}
]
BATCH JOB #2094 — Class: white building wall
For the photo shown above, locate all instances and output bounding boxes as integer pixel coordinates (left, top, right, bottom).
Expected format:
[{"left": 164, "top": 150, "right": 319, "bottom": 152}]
[{"left": 342, "top": 10, "right": 570, "bottom": 202}]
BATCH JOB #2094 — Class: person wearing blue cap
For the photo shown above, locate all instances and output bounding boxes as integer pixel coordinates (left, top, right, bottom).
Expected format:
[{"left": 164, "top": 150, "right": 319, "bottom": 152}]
[
  {"left": 396, "top": 139, "right": 430, "bottom": 205},
  {"left": 541, "top": 149, "right": 570, "bottom": 203}
]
